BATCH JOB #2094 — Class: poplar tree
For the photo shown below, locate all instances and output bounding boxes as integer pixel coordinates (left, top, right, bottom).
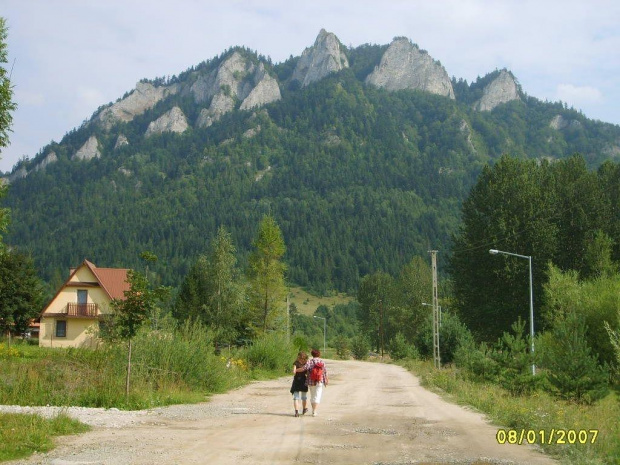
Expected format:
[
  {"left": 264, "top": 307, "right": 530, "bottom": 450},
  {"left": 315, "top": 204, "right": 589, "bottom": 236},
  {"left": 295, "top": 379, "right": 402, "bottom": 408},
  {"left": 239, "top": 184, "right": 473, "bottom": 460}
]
[{"left": 248, "top": 215, "right": 287, "bottom": 334}]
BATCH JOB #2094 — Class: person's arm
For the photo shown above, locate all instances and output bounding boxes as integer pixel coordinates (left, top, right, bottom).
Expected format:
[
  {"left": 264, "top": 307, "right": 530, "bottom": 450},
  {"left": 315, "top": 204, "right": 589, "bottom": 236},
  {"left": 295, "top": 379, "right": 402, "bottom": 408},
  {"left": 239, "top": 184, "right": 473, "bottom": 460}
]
[{"left": 296, "top": 359, "right": 311, "bottom": 373}]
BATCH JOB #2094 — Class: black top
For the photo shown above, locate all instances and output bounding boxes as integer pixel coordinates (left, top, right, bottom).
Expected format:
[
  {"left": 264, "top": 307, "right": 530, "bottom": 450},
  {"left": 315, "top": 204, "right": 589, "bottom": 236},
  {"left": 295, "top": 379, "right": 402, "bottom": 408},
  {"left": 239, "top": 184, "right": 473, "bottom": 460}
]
[{"left": 290, "top": 360, "right": 308, "bottom": 393}]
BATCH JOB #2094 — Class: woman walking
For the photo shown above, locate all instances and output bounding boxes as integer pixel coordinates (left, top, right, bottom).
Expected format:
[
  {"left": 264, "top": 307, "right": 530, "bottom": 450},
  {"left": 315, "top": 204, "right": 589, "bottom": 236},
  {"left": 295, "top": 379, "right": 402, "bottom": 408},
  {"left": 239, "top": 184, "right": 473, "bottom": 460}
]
[
  {"left": 290, "top": 351, "right": 308, "bottom": 417},
  {"left": 297, "top": 348, "right": 328, "bottom": 416}
]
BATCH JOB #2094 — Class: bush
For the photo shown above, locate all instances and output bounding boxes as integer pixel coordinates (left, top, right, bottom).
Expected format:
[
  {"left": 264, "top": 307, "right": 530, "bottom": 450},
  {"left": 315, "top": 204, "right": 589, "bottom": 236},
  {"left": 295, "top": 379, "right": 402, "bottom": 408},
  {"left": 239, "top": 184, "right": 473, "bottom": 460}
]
[
  {"left": 491, "top": 318, "right": 540, "bottom": 396},
  {"left": 454, "top": 339, "right": 498, "bottom": 382},
  {"left": 388, "top": 332, "right": 418, "bottom": 360},
  {"left": 541, "top": 312, "right": 609, "bottom": 404},
  {"left": 415, "top": 311, "right": 473, "bottom": 365},
  {"left": 333, "top": 335, "right": 350, "bottom": 359},
  {"left": 243, "top": 333, "right": 294, "bottom": 373},
  {"left": 350, "top": 334, "right": 370, "bottom": 360}
]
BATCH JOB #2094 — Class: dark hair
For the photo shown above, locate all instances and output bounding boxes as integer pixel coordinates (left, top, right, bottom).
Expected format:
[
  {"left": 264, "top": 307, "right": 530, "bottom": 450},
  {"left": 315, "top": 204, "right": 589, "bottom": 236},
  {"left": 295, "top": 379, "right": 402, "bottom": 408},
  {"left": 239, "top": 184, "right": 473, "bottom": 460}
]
[{"left": 311, "top": 349, "right": 320, "bottom": 357}]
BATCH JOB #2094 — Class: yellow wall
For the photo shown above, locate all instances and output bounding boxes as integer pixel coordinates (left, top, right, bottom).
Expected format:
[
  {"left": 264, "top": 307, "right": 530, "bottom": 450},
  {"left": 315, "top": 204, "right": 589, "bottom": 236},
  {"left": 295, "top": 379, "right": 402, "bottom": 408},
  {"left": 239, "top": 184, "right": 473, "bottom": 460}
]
[
  {"left": 39, "top": 264, "right": 112, "bottom": 348},
  {"left": 39, "top": 317, "right": 101, "bottom": 348}
]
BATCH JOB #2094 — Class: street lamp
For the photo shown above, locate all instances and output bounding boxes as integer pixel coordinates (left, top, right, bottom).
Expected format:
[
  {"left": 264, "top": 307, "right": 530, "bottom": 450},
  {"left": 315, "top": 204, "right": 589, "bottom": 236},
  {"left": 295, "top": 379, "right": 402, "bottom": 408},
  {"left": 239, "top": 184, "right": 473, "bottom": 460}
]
[
  {"left": 422, "top": 302, "right": 442, "bottom": 326},
  {"left": 313, "top": 316, "right": 326, "bottom": 354},
  {"left": 489, "top": 249, "right": 535, "bottom": 375}
]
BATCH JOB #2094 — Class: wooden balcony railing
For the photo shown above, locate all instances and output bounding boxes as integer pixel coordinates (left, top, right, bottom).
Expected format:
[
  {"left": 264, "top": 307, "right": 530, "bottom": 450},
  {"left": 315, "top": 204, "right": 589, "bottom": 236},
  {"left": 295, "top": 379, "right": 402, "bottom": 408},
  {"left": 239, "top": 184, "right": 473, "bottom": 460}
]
[{"left": 65, "top": 303, "right": 99, "bottom": 317}]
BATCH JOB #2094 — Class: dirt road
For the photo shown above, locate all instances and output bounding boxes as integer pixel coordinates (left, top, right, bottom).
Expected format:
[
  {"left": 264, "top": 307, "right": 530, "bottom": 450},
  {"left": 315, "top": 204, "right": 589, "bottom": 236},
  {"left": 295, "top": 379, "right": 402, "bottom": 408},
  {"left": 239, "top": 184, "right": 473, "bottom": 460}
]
[{"left": 8, "top": 360, "right": 556, "bottom": 464}]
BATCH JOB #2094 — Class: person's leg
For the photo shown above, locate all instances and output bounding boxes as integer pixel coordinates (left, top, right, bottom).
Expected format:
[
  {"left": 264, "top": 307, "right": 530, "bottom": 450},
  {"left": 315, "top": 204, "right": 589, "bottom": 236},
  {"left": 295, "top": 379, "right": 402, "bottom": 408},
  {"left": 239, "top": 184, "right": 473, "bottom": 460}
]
[
  {"left": 309, "top": 385, "right": 318, "bottom": 414},
  {"left": 312, "top": 383, "right": 324, "bottom": 416},
  {"left": 301, "top": 391, "right": 308, "bottom": 414},
  {"left": 293, "top": 392, "right": 300, "bottom": 416}
]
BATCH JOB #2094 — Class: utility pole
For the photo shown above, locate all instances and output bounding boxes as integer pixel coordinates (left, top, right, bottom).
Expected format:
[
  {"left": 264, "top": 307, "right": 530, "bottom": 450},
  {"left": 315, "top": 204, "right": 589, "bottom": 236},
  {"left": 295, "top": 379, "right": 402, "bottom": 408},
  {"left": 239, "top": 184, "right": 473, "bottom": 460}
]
[
  {"left": 286, "top": 294, "right": 290, "bottom": 343},
  {"left": 379, "top": 299, "right": 385, "bottom": 359},
  {"left": 429, "top": 250, "right": 440, "bottom": 369}
]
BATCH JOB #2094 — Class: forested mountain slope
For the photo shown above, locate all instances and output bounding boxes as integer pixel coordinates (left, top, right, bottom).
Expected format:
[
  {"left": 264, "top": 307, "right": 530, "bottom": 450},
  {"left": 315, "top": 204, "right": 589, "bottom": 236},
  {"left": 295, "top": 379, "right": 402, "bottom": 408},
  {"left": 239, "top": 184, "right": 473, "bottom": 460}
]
[{"left": 3, "top": 31, "right": 620, "bottom": 293}]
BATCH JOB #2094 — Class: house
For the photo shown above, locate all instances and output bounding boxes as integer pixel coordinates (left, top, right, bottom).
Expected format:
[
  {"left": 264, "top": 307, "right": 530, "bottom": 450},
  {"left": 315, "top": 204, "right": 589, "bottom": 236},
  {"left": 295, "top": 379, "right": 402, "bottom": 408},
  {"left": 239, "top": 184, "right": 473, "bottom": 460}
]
[{"left": 39, "top": 260, "right": 129, "bottom": 348}]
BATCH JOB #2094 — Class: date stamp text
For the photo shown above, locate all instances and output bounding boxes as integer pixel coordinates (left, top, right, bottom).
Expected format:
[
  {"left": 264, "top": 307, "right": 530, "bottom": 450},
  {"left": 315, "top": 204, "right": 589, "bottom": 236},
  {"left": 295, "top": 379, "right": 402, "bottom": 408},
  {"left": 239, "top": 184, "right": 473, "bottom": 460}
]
[{"left": 496, "top": 429, "right": 599, "bottom": 445}]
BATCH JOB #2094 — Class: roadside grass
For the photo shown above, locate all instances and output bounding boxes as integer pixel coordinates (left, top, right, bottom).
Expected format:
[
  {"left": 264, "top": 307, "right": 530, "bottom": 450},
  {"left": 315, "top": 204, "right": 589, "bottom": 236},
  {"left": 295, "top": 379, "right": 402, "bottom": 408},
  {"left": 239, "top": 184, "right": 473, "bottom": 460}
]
[
  {"left": 0, "top": 412, "right": 90, "bottom": 462},
  {"left": 288, "top": 286, "right": 352, "bottom": 316},
  {"left": 0, "top": 326, "right": 296, "bottom": 410},
  {"left": 0, "top": 329, "right": 296, "bottom": 462},
  {"left": 401, "top": 359, "right": 620, "bottom": 465}
]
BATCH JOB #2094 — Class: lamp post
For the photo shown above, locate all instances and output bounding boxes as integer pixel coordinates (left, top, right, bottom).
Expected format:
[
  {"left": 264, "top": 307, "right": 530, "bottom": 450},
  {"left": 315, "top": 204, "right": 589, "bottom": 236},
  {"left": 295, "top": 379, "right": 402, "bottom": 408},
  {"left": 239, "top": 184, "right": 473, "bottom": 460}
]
[
  {"left": 489, "top": 249, "right": 535, "bottom": 375},
  {"left": 313, "top": 316, "right": 326, "bottom": 354},
  {"left": 422, "top": 302, "right": 442, "bottom": 326}
]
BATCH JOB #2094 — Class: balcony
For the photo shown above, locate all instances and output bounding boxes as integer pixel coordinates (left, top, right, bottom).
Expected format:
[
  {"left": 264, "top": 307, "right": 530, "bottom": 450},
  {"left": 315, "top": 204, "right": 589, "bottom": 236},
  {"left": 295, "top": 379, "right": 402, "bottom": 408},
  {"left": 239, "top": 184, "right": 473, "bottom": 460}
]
[{"left": 65, "top": 303, "right": 99, "bottom": 317}]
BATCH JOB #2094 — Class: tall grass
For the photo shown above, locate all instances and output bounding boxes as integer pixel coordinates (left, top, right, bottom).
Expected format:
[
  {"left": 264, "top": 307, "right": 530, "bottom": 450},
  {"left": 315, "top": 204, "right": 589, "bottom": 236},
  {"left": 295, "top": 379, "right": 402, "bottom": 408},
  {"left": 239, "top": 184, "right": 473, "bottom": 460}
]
[
  {"left": 0, "top": 323, "right": 296, "bottom": 410},
  {"left": 0, "top": 412, "right": 90, "bottom": 462},
  {"left": 402, "top": 359, "right": 620, "bottom": 464}
]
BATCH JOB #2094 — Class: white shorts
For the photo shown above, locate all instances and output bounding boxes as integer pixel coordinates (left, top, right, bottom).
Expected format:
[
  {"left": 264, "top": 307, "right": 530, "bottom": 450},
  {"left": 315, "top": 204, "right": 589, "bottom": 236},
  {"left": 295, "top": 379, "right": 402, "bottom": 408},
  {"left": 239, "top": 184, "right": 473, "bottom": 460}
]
[{"left": 309, "top": 383, "right": 324, "bottom": 403}]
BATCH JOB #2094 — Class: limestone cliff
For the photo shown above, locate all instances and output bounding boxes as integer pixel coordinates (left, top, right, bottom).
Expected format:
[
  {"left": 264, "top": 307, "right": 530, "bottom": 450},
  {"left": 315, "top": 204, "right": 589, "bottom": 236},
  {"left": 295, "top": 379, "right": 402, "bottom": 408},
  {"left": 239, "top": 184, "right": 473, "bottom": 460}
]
[
  {"left": 473, "top": 70, "right": 520, "bottom": 111},
  {"left": 114, "top": 134, "right": 129, "bottom": 150},
  {"left": 145, "top": 106, "right": 188, "bottom": 137},
  {"left": 73, "top": 136, "right": 101, "bottom": 161},
  {"left": 95, "top": 82, "right": 178, "bottom": 130},
  {"left": 33, "top": 151, "right": 58, "bottom": 172},
  {"left": 192, "top": 52, "right": 281, "bottom": 128},
  {"left": 366, "top": 38, "right": 454, "bottom": 99},
  {"left": 292, "top": 29, "right": 349, "bottom": 87}
]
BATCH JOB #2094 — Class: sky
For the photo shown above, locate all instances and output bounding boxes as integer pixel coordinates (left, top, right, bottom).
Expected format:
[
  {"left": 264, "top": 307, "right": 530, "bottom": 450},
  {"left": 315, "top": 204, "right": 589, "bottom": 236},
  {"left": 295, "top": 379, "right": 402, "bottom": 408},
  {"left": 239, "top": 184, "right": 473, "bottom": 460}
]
[{"left": 1, "top": 0, "right": 619, "bottom": 173}]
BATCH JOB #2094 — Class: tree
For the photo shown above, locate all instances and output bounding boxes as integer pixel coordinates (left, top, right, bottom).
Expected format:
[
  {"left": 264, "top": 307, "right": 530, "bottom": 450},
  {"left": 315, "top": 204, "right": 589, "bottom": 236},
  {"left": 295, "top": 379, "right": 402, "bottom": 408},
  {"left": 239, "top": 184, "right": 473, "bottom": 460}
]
[
  {"left": 111, "top": 269, "right": 167, "bottom": 397},
  {"left": 248, "top": 215, "right": 287, "bottom": 334},
  {"left": 542, "top": 311, "right": 609, "bottom": 404},
  {"left": 357, "top": 271, "right": 394, "bottom": 354},
  {"left": 450, "top": 156, "right": 557, "bottom": 341},
  {"left": 392, "top": 256, "right": 432, "bottom": 342},
  {"left": 204, "top": 226, "right": 246, "bottom": 344},
  {"left": 0, "top": 17, "right": 16, "bottom": 250},
  {"left": 0, "top": 251, "right": 44, "bottom": 341}
]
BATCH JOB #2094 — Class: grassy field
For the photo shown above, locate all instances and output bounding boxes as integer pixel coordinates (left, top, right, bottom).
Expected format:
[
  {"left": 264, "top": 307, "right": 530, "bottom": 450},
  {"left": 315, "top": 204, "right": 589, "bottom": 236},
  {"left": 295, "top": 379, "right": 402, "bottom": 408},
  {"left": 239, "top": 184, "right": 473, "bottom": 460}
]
[
  {"left": 288, "top": 286, "right": 353, "bottom": 315},
  {"left": 403, "top": 359, "right": 620, "bottom": 465},
  {"left": 0, "top": 412, "right": 90, "bottom": 462}
]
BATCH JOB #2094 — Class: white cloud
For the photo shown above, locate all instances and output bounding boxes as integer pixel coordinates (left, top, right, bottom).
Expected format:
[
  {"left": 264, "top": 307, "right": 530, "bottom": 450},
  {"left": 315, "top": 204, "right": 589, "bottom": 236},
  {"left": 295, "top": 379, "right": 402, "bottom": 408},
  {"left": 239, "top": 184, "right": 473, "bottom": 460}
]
[{"left": 556, "top": 84, "right": 604, "bottom": 105}]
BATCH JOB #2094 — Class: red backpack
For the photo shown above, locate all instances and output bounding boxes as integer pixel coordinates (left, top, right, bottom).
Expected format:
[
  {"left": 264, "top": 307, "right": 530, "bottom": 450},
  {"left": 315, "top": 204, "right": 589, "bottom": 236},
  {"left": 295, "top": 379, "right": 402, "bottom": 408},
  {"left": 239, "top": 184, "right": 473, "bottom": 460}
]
[{"left": 309, "top": 360, "right": 324, "bottom": 382}]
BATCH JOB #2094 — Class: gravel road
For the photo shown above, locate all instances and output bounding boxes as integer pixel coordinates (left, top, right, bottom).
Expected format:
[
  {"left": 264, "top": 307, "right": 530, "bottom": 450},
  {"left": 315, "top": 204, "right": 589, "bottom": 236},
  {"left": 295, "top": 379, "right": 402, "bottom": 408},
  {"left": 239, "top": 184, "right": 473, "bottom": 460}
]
[{"left": 3, "top": 360, "right": 556, "bottom": 464}]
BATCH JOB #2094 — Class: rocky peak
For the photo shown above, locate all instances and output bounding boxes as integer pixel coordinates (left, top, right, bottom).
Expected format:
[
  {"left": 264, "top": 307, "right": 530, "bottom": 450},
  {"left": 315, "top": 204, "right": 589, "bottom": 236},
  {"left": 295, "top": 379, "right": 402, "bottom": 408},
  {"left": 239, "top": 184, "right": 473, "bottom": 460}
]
[
  {"left": 193, "top": 51, "right": 281, "bottom": 128},
  {"left": 145, "top": 106, "right": 188, "bottom": 137},
  {"left": 473, "top": 70, "right": 520, "bottom": 111},
  {"left": 366, "top": 37, "right": 454, "bottom": 99},
  {"left": 73, "top": 135, "right": 101, "bottom": 161},
  {"left": 95, "top": 81, "right": 178, "bottom": 130},
  {"left": 291, "top": 29, "right": 349, "bottom": 87}
]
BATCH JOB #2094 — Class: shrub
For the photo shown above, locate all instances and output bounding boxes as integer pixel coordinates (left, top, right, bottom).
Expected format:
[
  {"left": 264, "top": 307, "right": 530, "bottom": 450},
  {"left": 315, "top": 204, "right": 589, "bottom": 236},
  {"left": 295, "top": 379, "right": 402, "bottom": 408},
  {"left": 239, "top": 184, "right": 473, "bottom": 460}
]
[
  {"left": 243, "top": 333, "right": 294, "bottom": 373},
  {"left": 491, "top": 318, "right": 539, "bottom": 396},
  {"left": 350, "top": 334, "right": 370, "bottom": 360},
  {"left": 541, "top": 312, "right": 609, "bottom": 404},
  {"left": 454, "top": 339, "right": 498, "bottom": 382},
  {"left": 333, "top": 335, "right": 350, "bottom": 359},
  {"left": 415, "top": 311, "right": 473, "bottom": 365},
  {"left": 388, "top": 332, "right": 418, "bottom": 360}
]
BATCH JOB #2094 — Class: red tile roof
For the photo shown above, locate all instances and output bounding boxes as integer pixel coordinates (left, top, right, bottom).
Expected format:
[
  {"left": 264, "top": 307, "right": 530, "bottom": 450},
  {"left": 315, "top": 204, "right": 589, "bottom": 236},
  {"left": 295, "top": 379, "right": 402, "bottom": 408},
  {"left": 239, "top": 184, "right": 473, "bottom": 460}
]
[{"left": 83, "top": 260, "right": 130, "bottom": 300}]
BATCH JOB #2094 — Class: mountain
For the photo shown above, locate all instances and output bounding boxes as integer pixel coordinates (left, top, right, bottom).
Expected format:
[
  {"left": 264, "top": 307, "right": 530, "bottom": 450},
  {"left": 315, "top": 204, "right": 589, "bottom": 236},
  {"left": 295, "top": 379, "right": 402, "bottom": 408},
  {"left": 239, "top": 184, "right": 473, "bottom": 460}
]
[{"left": 2, "top": 30, "right": 620, "bottom": 293}]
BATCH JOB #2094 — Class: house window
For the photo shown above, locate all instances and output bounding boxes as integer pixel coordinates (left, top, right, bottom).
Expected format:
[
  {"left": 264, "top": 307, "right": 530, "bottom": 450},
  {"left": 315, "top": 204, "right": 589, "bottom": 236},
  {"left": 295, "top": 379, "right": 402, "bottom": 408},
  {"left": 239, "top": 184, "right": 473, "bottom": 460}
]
[
  {"left": 77, "top": 290, "right": 88, "bottom": 305},
  {"left": 56, "top": 320, "right": 67, "bottom": 338}
]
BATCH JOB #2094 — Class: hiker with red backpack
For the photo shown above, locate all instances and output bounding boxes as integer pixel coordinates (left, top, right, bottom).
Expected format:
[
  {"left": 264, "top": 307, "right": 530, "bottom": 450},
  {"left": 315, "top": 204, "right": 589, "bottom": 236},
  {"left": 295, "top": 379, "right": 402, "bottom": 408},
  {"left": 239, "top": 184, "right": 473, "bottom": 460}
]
[{"left": 296, "top": 348, "right": 328, "bottom": 417}]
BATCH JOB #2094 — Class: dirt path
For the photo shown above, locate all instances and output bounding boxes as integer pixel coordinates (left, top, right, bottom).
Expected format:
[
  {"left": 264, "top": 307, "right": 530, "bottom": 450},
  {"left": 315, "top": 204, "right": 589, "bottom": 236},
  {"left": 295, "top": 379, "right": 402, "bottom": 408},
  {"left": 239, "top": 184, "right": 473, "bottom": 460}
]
[{"left": 8, "top": 360, "right": 556, "bottom": 464}]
